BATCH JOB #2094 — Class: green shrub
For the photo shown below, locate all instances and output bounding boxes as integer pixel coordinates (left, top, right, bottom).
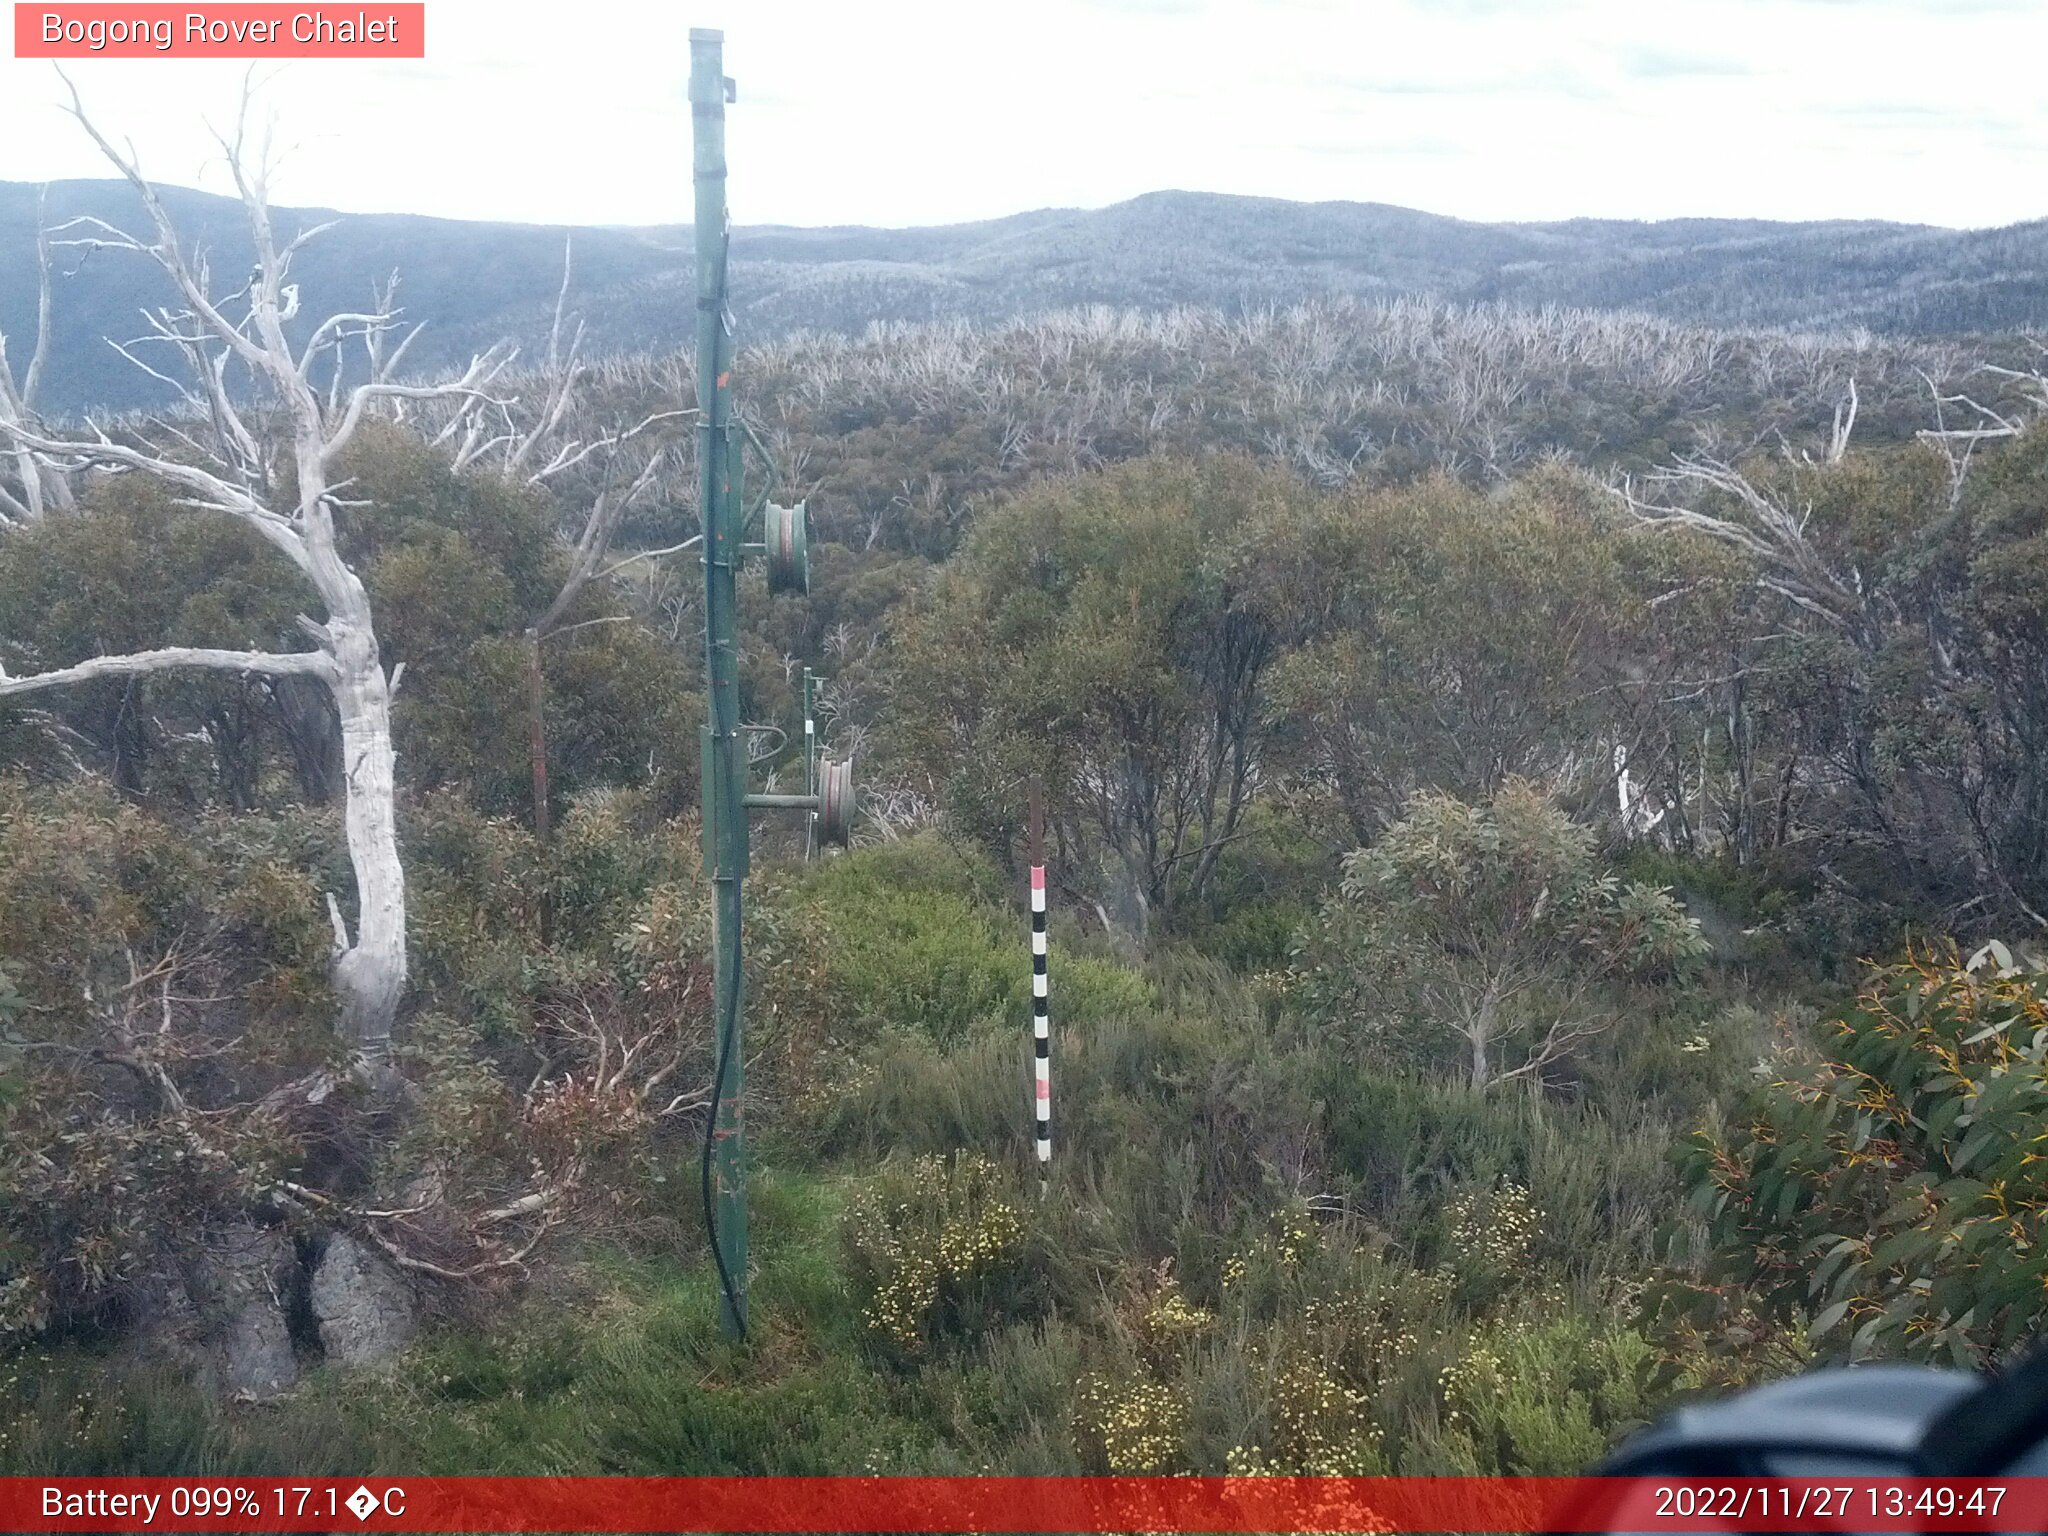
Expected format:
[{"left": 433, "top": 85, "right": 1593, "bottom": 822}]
[
  {"left": 1433, "top": 1305, "right": 1661, "bottom": 1473},
  {"left": 816, "top": 886, "right": 1021, "bottom": 1040},
  {"left": 783, "top": 843, "right": 1026, "bottom": 1042},
  {"left": 1320, "top": 1059, "right": 1682, "bottom": 1282},
  {"left": 791, "top": 1024, "right": 1023, "bottom": 1162},
  {"left": 841, "top": 1152, "right": 1041, "bottom": 1361},
  {"left": 1295, "top": 781, "right": 1705, "bottom": 1092},
  {"left": 0, "top": 783, "right": 336, "bottom": 1335},
  {"left": 1666, "top": 942, "right": 2048, "bottom": 1371}
]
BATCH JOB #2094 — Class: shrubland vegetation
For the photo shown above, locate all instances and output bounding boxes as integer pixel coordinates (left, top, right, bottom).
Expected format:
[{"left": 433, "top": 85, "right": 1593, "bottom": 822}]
[{"left": 4, "top": 151, "right": 2048, "bottom": 1478}]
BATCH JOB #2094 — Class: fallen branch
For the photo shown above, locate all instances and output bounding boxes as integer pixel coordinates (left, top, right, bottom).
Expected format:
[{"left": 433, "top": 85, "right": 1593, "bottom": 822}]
[{"left": 361, "top": 1216, "right": 554, "bottom": 1281}]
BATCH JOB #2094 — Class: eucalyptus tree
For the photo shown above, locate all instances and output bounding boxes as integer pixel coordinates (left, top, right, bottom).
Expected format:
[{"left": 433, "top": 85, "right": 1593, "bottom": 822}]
[
  {"left": 1267, "top": 466, "right": 1646, "bottom": 844},
  {"left": 1295, "top": 780, "right": 1706, "bottom": 1090},
  {"left": 890, "top": 454, "right": 1319, "bottom": 935},
  {"left": 1618, "top": 420, "right": 2048, "bottom": 933}
]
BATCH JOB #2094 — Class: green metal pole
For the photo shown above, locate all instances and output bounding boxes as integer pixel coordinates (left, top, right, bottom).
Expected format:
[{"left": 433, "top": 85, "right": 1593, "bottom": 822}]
[{"left": 691, "top": 26, "right": 748, "bottom": 1341}]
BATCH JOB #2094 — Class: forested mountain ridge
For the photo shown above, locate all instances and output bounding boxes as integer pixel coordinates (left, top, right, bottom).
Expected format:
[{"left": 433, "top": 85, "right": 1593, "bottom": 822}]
[{"left": 6, "top": 177, "right": 2047, "bottom": 415}]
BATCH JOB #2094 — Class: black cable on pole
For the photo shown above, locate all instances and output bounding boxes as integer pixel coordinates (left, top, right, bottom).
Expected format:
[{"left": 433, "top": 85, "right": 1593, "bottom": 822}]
[
  {"left": 701, "top": 914, "right": 747, "bottom": 1343},
  {"left": 697, "top": 211, "right": 747, "bottom": 1343}
]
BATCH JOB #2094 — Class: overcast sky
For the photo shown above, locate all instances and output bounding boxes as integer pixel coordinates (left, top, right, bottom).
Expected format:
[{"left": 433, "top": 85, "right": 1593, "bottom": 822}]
[{"left": 2, "top": 0, "right": 2044, "bottom": 231}]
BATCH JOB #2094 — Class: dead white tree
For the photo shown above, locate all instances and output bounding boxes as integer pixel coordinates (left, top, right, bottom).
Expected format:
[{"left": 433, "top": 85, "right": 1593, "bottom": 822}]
[
  {"left": 1612, "top": 742, "right": 1668, "bottom": 843},
  {"left": 1827, "top": 376, "right": 1859, "bottom": 464},
  {"left": 0, "top": 82, "right": 510, "bottom": 1081},
  {"left": 0, "top": 189, "right": 76, "bottom": 523},
  {"left": 1914, "top": 355, "right": 2048, "bottom": 511}
]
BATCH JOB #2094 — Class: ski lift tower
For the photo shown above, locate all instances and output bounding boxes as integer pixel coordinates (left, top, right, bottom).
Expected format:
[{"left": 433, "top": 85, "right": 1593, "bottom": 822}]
[{"left": 691, "top": 27, "right": 855, "bottom": 1342}]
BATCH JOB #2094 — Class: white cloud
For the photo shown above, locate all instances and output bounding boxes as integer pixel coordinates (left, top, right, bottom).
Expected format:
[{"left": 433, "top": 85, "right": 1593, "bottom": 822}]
[{"left": 0, "top": 0, "right": 2042, "bottom": 229}]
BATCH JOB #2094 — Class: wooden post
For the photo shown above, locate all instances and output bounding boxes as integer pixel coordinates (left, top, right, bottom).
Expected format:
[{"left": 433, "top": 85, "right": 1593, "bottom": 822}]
[
  {"left": 527, "top": 629, "right": 553, "bottom": 944},
  {"left": 527, "top": 632, "right": 550, "bottom": 843}
]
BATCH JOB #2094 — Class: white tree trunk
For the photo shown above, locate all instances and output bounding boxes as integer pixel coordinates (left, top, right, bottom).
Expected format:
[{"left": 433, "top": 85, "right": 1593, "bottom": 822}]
[
  {"left": 0, "top": 632, "right": 407, "bottom": 1073},
  {"left": 0, "top": 192, "right": 75, "bottom": 525},
  {"left": 330, "top": 620, "right": 406, "bottom": 1062}
]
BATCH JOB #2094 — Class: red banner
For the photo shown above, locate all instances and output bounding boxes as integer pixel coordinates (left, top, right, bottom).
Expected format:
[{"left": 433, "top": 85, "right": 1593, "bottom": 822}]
[
  {"left": 2, "top": 1476, "right": 2045, "bottom": 1533},
  {"left": 13, "top": 5, "right": 425, "bottom": 58}
]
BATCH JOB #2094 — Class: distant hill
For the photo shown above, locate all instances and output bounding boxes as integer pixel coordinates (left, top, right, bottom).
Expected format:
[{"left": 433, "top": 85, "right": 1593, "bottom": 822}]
[{"left": 4, "top": 180, "right": 2046, "bottom": 416}]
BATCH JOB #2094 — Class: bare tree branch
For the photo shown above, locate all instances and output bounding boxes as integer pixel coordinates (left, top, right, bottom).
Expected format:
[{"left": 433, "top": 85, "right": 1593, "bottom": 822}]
[
  {"left": 593, "top": 533, "right": 701, "bottom": 581},
  {"left": 0, "top": 645, "right": 334, "bottom": 695},
  {"left": 23, "top": 189, "right": 56, "bottom": 409},
  {"left": 530, "top": 449, "right": 667, "bottom": 638},
  {"left": 1615, "top": 456, "right": 1863, "bottom": 631}
]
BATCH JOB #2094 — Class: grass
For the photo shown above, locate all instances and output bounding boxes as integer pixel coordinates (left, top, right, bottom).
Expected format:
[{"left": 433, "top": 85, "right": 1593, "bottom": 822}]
[
  {"left": 0, "top": 1167, "right": 934, "bottom": 1477},
  {"left": 0, "top": 836, "right": 1799, "bottom": 1479}
]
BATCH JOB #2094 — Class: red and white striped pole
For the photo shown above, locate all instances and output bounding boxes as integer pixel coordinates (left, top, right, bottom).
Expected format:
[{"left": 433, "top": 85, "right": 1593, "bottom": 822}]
[{"left": 1028, "top": 777, "right": 1051, "bottom": 1177}]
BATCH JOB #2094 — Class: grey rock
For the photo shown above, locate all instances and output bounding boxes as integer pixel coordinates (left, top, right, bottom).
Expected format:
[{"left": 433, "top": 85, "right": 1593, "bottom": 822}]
[
  {"left": 309, "top": 1232, "right": 415, "bottom": 1366},
  {"left": 123, "top": 1262, "right": 212, "bottom": 1385},
  {"left": 185, "top": 1221, "right": 300, "bottom": 1399}
]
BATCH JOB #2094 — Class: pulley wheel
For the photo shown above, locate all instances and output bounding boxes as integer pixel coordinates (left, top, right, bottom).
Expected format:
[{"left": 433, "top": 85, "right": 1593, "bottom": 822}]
[
  {"left": 816, "top": 756, "right": 855, "bottom": 846},
  {"left": 764, "top": 501, "right": 810, "bottom": 595}
]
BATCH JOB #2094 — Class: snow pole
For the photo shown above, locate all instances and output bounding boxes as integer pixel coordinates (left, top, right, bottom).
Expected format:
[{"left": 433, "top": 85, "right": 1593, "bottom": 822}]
[{"left": 1029, "top": 776, "right": 1051, "bottom": 1188}]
